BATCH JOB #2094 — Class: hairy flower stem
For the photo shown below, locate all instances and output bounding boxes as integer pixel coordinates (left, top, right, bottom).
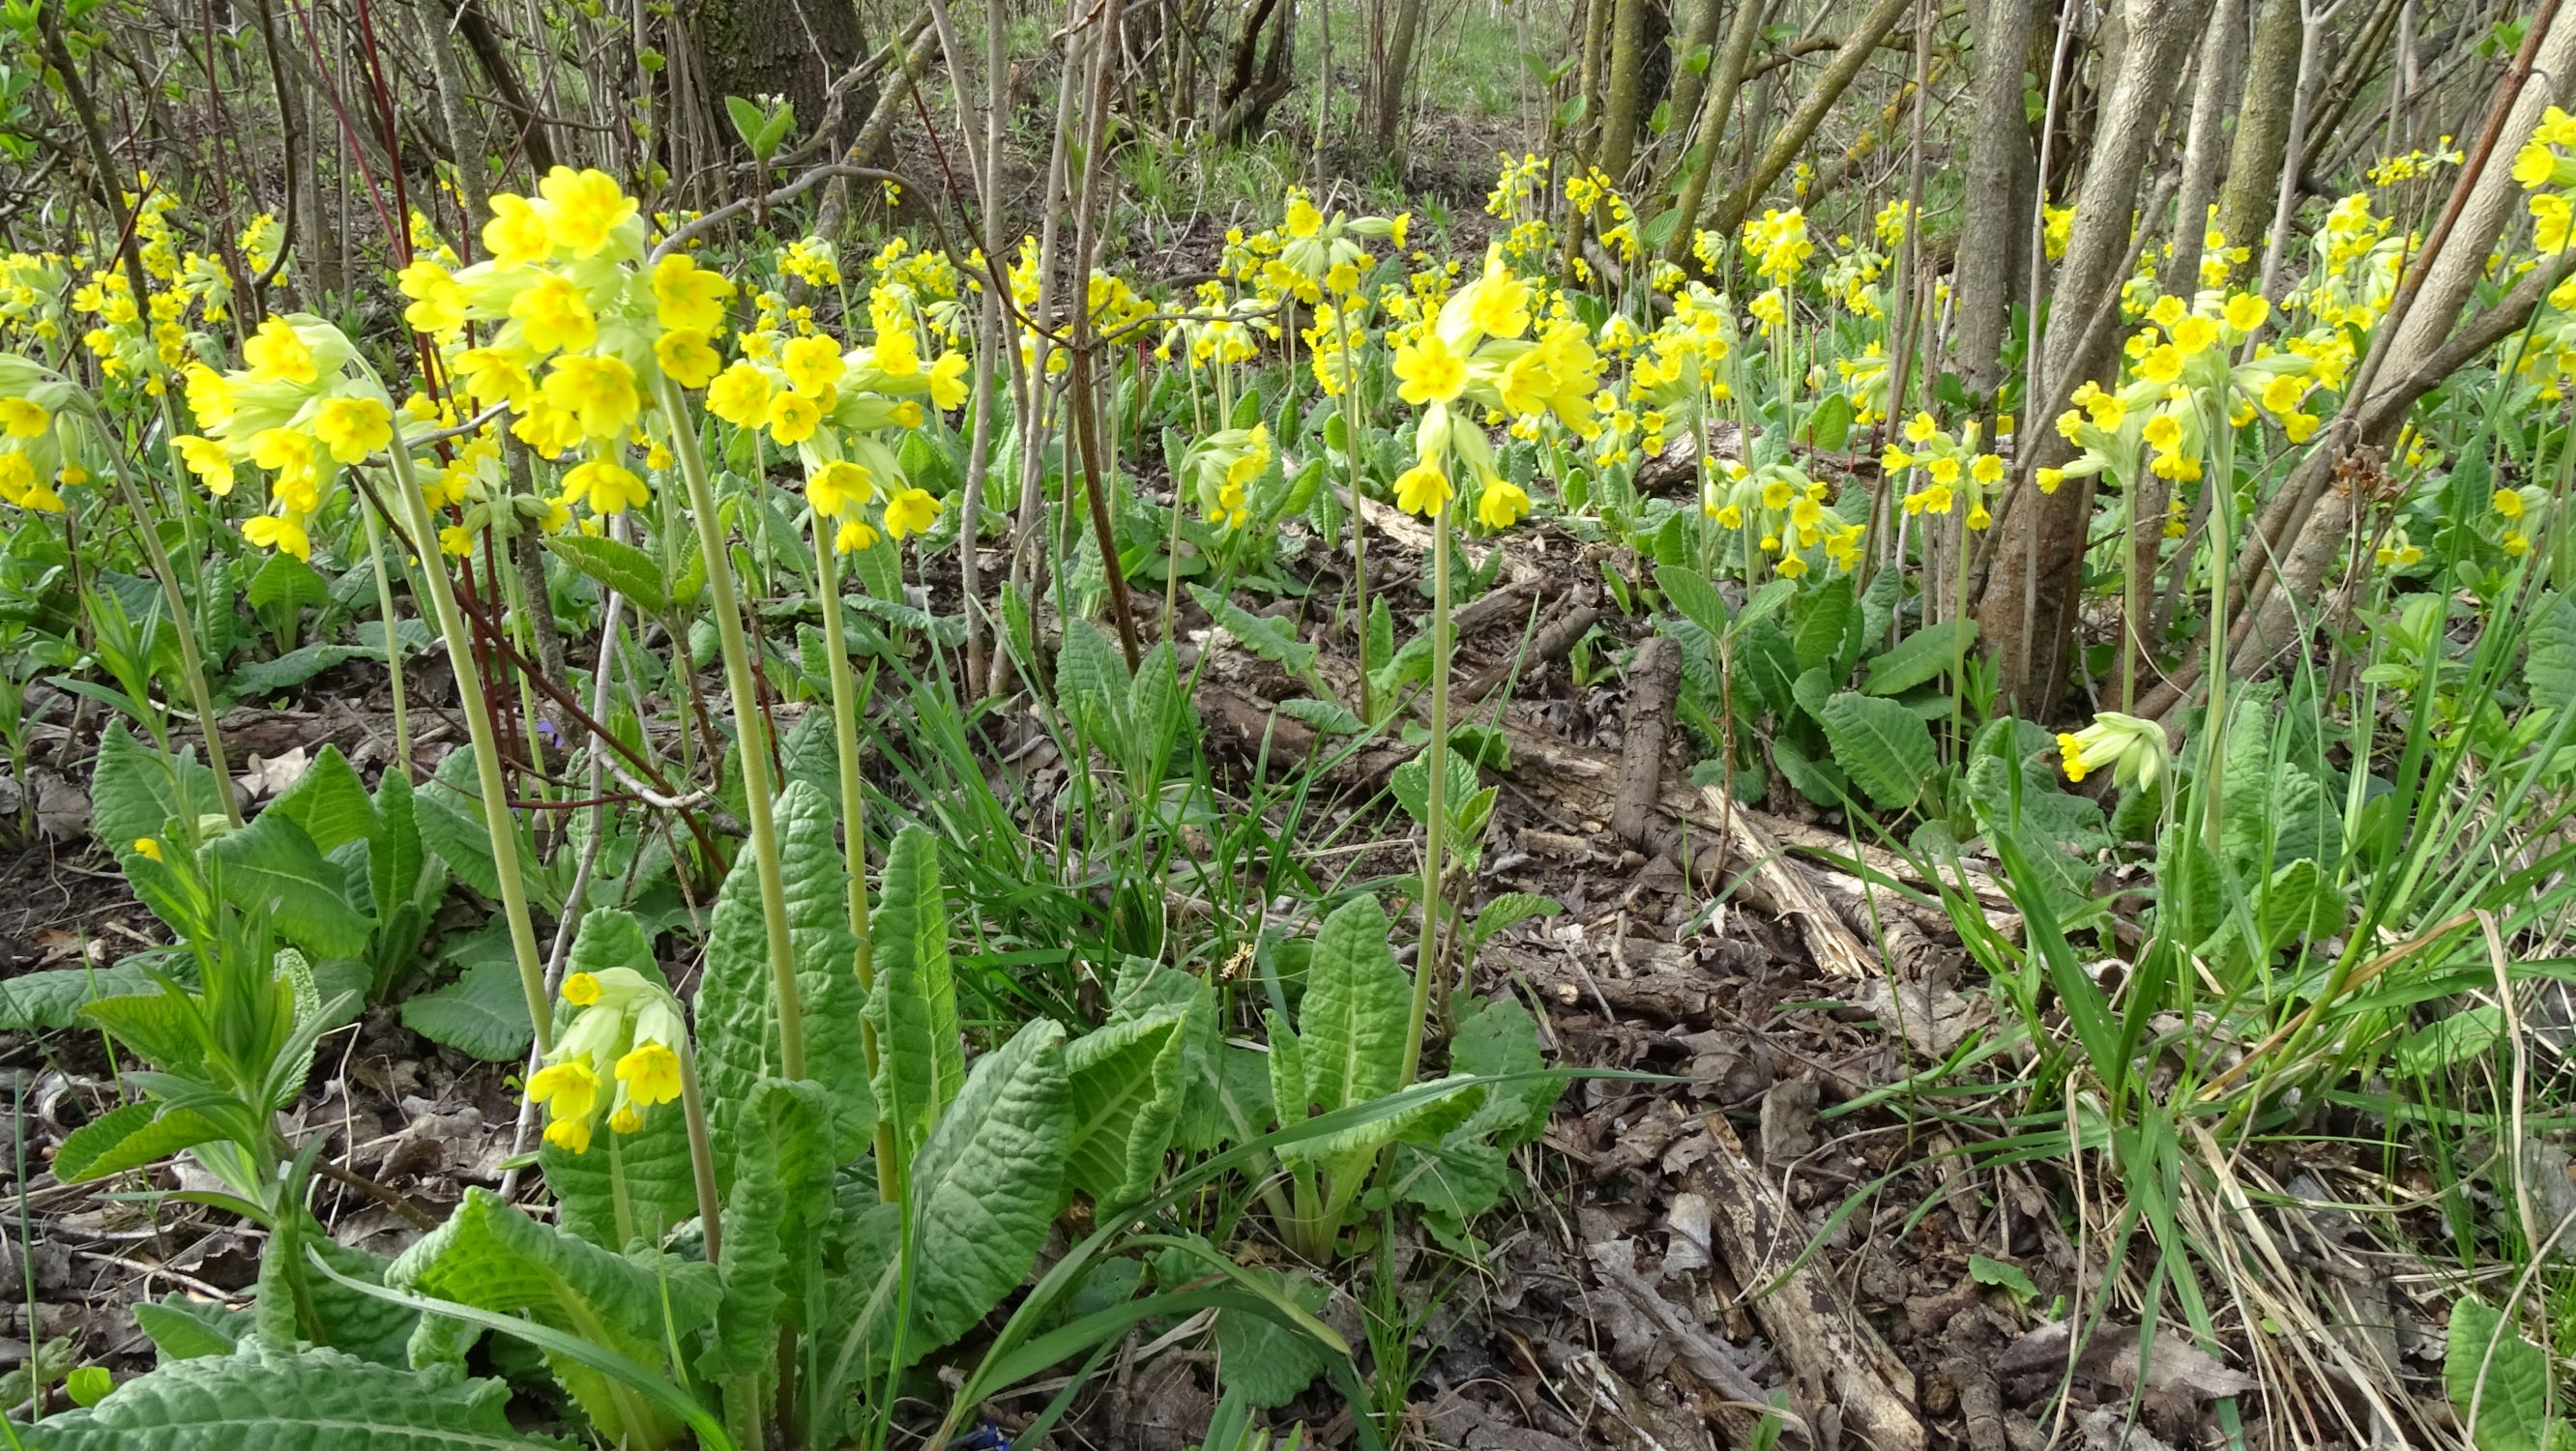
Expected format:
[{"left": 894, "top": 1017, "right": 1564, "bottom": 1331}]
[
  {"left": 808, "top": 526, "right": 900, "bottom": 1203},
  {"left": 1336, "top": 307, "right": 1374, "bottom": 722},
  {"left": 376, "top": 411, "right": 553, "bottom": 1053},
  {"left": 679, "top": 1046, "right": 722, "bottom": 1265},
  {"left": 359, "top": 499, "right": 413, "bottom": 776},
  {"left": 75, "top": 394, "right": 242, "bottom": 830},
  {"left": 658, "top": 373, "right": 806, "bottom": 1080},
  {"left": 1400, "top": 497, "right": 1453, "bottom": 1088}
]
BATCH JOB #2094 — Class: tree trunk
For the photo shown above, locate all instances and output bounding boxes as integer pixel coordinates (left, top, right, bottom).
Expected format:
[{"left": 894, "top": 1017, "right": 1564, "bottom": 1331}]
[
  {"left": 1215, "top": 0, "right": 1298, "bottom": 141},
  {"left": 1371, "top": 0, "right": 1426, "bottom": 153},
  {"left": 2157, "top": 0, "right": 2243, "bottom": 298},
  {"left": 1661, "top": 0, "right": 1768, "bottom": 263},
  {"left": 1599, "top": 0, "right": 1653, "bottom": 182},
  {"left": 686, "top": 0, "right": 870, "bottom": 156},
  {"left": 2221, "top": 0, "right": 2576, "bottom": 680},
  {"left": 1972, "top": 0, "right": 2199, "bottom": 712},
  {"left": 2211, "top": 0, "right": 2302, "bottom": 269},
  {"left": 1704, "top": 0, "right": 1915, "bottom": 240},
  {"left": 1951, "top": 0, "right": 2038, "bottom": 404},
  {"left": 1663, "top": 0, "right": 1732, "bottom": 169}
]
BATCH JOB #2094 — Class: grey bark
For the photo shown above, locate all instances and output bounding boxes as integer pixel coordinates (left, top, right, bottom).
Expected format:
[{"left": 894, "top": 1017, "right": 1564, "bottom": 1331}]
[
  {"left": 1974, "top": 0, "right": 2201, "bottom": 710},
  {"left": 2212, "top": 0, "right": 2304, "bottom": 266},
  {"left": 1952, "top": 0, "right": 2038, "bottom": 401}
]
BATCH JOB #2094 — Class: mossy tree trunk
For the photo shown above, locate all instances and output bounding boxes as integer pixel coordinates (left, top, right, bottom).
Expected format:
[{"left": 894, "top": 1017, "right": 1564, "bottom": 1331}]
[{"left": 686, "top": 0, "right": 870, "bottom": 155}]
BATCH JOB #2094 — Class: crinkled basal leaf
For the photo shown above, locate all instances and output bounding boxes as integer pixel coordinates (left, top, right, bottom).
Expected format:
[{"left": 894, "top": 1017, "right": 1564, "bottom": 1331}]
[
  {"left": 866, "top": 823, "right": 966, "bottom": 1181},
  {"left": 278, "top": 1233, "right": 422, "bottom": 1369},
  {"left": 130, "top": 1296, "right": 247, "bottom": 1363},
  {"left": 389, "top": 1189, "right": 716, "bottom": 1448},
  {"left": 1862, "top": 618, "right": 1976, "bottom": 697},
  {"left": 1211, "top": 1264, "right": 1332, "bottom": 1409},
  {"left": 1191, "top": 584, "right": 1319, "bottom": 674},
  {"left": 1816, "top": 690, "right": 1939, "bottom": 812},
  {"left": 399, "top": 947, "right": 534, "bottom": 1063},
  {"left": 1298, "top": 895, "right": 1409, "bottom": 1118},
  {"left": 6, "top": 1341, "right": 560, "bottom": 1451},
  {"left": 0, "top": 953, "right": 183, "bottom": 1031},
  {"left": 2526, "top": 590, "right": 2576, "bottom": 705},
  {"left": 1277, "top": 1073, "right": 1483, "bottom": 1169},
  {"left": 1109, "top": 959, "right": 1227, "bottom": 1150},
  {"left": 698, "top": 782, "right": 874, "bottom": 1170},
  {"left": 91, "top": 724, "right": 228, "bottom": 935},
  {"left": 1127, "top": 641, "right": 1189, "bottom": 784},
  {"left": 1447, "top": 993, "right": 1559, "bottom": 1146},
  {"left": 895, "top": 1018, "right": 1071, "bottom": 1361},
  {"left": 2447, "top": 1295, "right": 2559, "bottom": 1451},
  {"left": 539, "top": 913, "right": 697, "bottom": 1247},
  {"left": 202, "top": 807, "right": 374, "bottom": 959},
  {"left": 703, "top": 1079, "right": 836, "bottom": 1400},
  {"left": 266, "top": 745, "right": 378, "bottom": 856},
  {"left": 1062, "top": 1008, "right": 1187, "bottom": 1210},
  {"left": 1379, "top": 1135, "right": 1508, "bottom": 1235},
  {"left": 1055, "top": 616, "right": 1131, "bottom": 763}
]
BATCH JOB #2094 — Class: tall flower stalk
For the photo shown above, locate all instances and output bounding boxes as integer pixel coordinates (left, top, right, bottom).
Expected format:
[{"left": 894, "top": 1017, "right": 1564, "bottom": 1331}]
[{"left": 658, "top": 372, "right": 806, "bottom": 1079}]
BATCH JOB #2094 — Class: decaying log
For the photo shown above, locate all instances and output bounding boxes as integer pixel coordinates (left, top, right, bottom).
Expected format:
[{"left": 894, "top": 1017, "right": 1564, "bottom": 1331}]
[
  {"left": 1613, "top": 636, "right": 1681, "bottom": 850},
  {"left": 1687, "top": 1114, "right": 1926, "bottom": 1451}
]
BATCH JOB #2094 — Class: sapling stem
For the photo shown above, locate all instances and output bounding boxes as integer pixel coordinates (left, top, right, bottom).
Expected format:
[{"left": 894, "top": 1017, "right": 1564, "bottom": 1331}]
[
  {"left": 373, "top": 400, "right": 555, "bottom": 1055},
  {"left": 1400, "top": 492, "right": 1453, "bottom": 1088},
  {"left": 657, "top": 373, "right": 806, "bottom": 1080}
]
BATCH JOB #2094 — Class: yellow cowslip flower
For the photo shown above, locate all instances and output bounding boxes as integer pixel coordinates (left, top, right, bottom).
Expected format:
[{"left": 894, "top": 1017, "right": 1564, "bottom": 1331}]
[
  {"left": 927, "top": 351, "right": 970, "bottom": 411},
  {"left": 483, "top": 193, "right": 554, "bottom": 268},
  {"left": 242, "top": 513, "right": 312, "bottom": 560},
  {"left": 706, "top": 362, "right": 773, "bottom": 426},
  {"left": 2494, "top": 487, "right": 2526, "bottom": 520},
  {"left": 132, "top": 837, "right": 162, "bottom": 861},
  {"left": 652, "top": 253, "right": 732, "bottom": 334},
  {"left": 834, "top": 517, "right": 880, "bottom": 553},
  {"left": 512, "top": 401, "right": 587, "bottom": 458},
  {"left": 312, "top": 395, "right": 392, "bottom": 465},
  {"left": 614, "top": 1040, "right": 682, "bottom": 1108},
  {"left": 244, "top": 316, "right": 317, "bottom": 386},
  {"left": 884, "top": 486, "right": 941, "bottom": 539},
  {"left": 2138, "top": 344, "right": 2183, "bottom": 385},
  {"left": 511, "top": 275, "right": 598, "bottom": 356},
  {"left": 807, "top": 459, "right": 873, "bottom": 516},
  {"left": 1477, "top": 478, "right": 1531, "bottom": 529},
  {"left": 766, "top": 391, "right": 821, "bottom": 445},
  {"left": 1393, "top": 334, "right": 1467, "bottom": 405},
  {"left": 399, "top": 259, "right": 466, "bottom": 335},
  {"left": 563, "top": 972, "right": 603, "bottom": 1006},
  {"left": 542, "top": 354, "right": 640, "bottom": 440},
  {"left": 0, "top": 396, "right": 46, "bottom": 438},
  {"left": 2147, "top": 295, "right": 2187, "bottom": 330},
  {"left": 655, "top": 329, "right": 721, "bottom": 389},
  {"left": 455, "top": 346, "right": 536, "bottom": 410},
  {"left": 2223, "top": 293, "right": 2269, "bottom": 334},
  {"left": 563, "top": 457, "right": 649, "bottom": 515},
  {"left": 182, "top": 363, "right": 235, "bottom": 429},
  {"left": 2055, "top": 712, "right": 2165, "bottom": 790},
  {"left": 2171, "top": 315, "right": 2219, "bottom": 356},
  {"left": 1393, "top": 460, "right": 1451, "bottom": 516},
  {"left": 781, "top": 334, "right": 846, "bottom": 396},
  {"left": 1905, "top": 482, "right": 1954, "bottom": 516},
  {"left": 537, "top": 166, "right": 635, "bottom": 258}
]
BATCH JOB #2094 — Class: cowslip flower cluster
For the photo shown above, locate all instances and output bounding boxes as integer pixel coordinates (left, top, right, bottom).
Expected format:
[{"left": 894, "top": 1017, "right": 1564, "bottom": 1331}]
[
  {"left": 1387, "top": 244, "right": 1601, "bottom": 528},
  {"left": 1884, "top": 413, "right": 2005, "bottom": 530},
  {"left": 168, "top": 315, "right": 388, "bottom": 560},
  {"left": 1181, "top": 423, "right": 1273, "bottom": 530},
  {"left": 1701, "top": 456, "right": 1866, "bottom": 577},
  {"left": 705, "top": 285, "right": 966, "bottom": 553},
  {"left": 525, "top": 967, "right": 690, "bottom": 1154},
  {"left": 2041, "top": 291, "right": 2311, "bottom": 499},
  {"left": 0, "top": 359, "right": 86, "bottom": 514},
  {"left": 2056, "top": 711, "right": 2167, "bottom": 791}
]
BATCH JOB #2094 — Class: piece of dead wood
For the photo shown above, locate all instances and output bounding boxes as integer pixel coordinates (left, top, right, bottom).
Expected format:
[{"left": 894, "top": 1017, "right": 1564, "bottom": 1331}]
[
  {"left": 1613, "top": 636, "right": 1681, "bottom": 851},
  {"left": 1694, "top": 788, "right": 1875, "bottom": 978},
  {"left": 1687, "top": 1114, "right": 1926, "bottom": 1451},
  {"left": 1456, "top": 604, "right": 1601, "bottom": 707},
  {"left": 1994, "top": 1320, "right": 2261, "bottom": 1408},
  {"left": 1586, "top": 1240, "right": 1796, "bottom": 1449}
]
